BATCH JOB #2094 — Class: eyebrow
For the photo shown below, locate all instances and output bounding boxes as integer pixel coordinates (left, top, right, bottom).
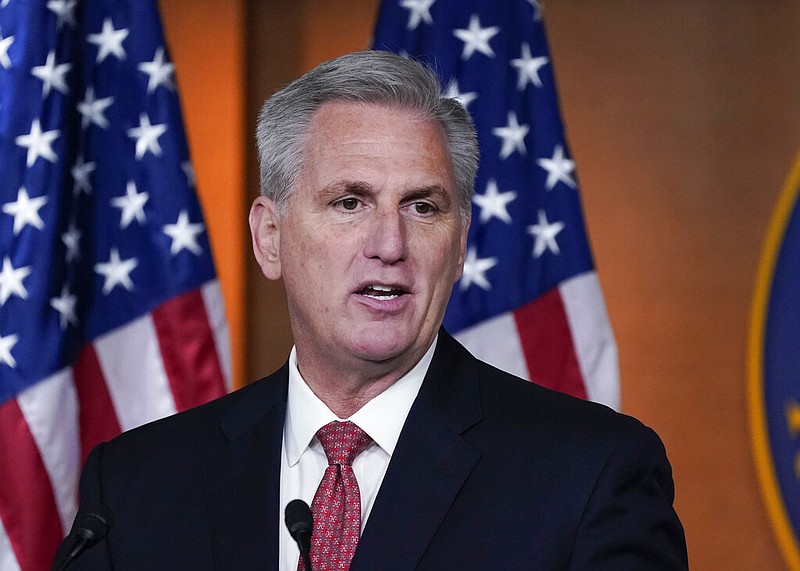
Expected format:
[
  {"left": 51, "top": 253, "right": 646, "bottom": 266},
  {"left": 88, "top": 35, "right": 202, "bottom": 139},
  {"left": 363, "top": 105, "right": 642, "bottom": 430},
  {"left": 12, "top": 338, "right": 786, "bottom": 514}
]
[
  {"left": 319, "top": 180, "right": 374, "bottom": 199},
  {"left": 403, "top": 185, "right": 453, "bottom": 209},
  {"left": 320, "top": 181, "right": 453, "bottom": 208}
]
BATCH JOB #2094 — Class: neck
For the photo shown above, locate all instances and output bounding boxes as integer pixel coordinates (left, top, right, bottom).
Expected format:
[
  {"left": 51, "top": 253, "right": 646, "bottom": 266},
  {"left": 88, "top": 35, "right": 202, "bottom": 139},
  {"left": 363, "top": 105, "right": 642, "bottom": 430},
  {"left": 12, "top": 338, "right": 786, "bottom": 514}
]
[
  {"left": 302, "top": 374, "right": 396, "bottom": 418},
  {"left": 294, "top": 349, "right": 425, "bottom": 418}
]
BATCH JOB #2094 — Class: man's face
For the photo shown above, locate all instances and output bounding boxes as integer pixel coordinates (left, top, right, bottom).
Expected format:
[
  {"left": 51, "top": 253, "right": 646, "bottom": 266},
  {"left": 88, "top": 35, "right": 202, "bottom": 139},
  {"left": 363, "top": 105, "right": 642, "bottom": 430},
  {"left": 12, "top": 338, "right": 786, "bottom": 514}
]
[{"left": 250, "top": 100, "right": 468, "bottom": 377}]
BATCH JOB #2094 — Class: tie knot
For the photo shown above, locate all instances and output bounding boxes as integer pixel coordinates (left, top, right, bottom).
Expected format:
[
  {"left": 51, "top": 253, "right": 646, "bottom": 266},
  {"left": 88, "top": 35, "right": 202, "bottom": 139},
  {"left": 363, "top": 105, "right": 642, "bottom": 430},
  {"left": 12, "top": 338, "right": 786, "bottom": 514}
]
[{"left": 316, "top": 421, "right": 372, "bottom": 466}]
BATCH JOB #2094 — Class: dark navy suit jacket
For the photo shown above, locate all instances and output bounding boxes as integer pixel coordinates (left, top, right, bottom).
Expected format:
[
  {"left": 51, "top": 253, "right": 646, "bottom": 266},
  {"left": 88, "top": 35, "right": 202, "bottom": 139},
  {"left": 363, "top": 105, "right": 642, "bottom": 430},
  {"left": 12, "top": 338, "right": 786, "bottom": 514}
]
[{"left": 55, "top": 330, "right": 688, "bottom": 570}]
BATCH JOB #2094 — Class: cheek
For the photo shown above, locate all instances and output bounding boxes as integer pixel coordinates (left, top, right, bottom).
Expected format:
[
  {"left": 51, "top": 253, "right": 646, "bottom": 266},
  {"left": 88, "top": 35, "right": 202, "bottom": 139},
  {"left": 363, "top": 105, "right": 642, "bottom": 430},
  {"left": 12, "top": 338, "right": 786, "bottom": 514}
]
[
  {"left": 282, "top": 228, "right": 352, "bottom": 292},
  {"left": 426, "top": 241, "right": 463, "bottom": 295}
]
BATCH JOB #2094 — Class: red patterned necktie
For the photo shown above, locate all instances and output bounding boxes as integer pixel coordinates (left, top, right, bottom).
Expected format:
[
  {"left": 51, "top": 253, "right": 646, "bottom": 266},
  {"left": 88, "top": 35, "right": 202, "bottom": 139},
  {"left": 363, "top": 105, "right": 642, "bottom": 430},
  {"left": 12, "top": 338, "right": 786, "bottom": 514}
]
[{"left": 300, "top": 421, "right": 373, "bottom": 571}]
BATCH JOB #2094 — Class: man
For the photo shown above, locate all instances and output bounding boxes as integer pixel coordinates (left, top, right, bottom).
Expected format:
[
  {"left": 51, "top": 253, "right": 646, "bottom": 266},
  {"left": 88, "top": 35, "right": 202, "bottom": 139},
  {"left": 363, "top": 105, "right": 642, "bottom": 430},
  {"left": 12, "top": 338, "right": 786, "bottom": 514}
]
[{"left": 55, "top": 50, "right": 688, "bottom": 570}]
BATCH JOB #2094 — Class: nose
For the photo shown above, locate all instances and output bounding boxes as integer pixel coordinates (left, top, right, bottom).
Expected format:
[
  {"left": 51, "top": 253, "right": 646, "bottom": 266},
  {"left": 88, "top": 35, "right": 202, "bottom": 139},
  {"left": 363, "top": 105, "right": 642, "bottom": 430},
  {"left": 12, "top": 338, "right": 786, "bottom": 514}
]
[{"left": 363, "top": 208, "right": 408, "bottom": 264}]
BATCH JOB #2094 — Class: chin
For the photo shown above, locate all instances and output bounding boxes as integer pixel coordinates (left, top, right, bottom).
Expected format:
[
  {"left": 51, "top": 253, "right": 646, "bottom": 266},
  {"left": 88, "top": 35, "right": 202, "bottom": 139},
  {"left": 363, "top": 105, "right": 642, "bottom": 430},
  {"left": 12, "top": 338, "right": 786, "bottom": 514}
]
[{"left": 348, "top": 328, "right": 417, "bottom": 364}]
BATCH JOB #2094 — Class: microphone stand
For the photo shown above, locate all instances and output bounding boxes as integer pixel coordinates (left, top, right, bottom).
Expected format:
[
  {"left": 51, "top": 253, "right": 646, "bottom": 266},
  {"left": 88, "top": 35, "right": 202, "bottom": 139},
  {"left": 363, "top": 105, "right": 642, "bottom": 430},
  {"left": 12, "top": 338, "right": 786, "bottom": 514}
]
[{"left": 285, "top": 499, "right": 314, "bottom": 571}]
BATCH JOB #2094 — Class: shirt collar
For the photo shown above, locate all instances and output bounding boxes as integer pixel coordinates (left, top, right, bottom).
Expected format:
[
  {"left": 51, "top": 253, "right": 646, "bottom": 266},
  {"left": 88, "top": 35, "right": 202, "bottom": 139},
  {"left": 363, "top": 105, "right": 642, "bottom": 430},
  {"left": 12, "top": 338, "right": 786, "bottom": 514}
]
[{"left": 284, "top": 337, "right": 436, "bottom": 466}]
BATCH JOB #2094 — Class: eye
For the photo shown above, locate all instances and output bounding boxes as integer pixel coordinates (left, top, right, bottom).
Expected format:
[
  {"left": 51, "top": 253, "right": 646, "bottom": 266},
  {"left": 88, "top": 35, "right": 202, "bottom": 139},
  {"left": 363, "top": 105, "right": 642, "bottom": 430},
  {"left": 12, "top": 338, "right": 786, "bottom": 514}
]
[
  {"left": 412, "top": 202, "right": 436, "bottom": 215},
  {"left": 336, "top": 197, "right": 361, "bottom": 211}
]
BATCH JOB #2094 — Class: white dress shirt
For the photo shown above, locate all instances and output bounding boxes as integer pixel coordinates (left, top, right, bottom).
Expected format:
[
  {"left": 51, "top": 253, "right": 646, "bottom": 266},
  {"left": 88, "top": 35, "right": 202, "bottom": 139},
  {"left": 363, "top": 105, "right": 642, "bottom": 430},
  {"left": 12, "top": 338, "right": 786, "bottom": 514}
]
[{"left": 278, "top": 338, "right": 435, "bottom": 571}]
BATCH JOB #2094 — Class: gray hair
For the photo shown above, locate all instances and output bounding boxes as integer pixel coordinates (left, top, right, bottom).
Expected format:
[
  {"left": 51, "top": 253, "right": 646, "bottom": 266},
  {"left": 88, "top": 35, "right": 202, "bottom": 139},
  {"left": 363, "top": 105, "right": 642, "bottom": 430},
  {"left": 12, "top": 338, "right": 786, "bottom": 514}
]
[{"left": 255, "top": 50, "right": 478, "bottom": 222}]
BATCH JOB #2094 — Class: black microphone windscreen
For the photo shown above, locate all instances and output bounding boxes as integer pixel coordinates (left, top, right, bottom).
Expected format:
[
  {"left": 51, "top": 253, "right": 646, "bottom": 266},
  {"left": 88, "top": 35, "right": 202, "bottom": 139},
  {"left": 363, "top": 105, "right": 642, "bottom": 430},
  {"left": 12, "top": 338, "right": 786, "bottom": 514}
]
[
  {"left": 77, "top": 504, "right": 115, "bottom": 542},
  {"left": 56, "top": 504, "right": 116, "bottom": 569},
  {"left": 285, "top": 499, "right": 313, "bottom": 535}
]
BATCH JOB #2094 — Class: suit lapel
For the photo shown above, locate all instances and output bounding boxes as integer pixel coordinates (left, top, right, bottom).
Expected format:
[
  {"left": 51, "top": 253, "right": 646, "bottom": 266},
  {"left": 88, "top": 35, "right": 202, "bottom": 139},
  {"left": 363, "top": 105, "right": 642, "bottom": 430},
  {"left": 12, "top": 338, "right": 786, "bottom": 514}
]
[
  {"left": 202, "top": 366, "right": 289, "bottom": 570},
  {"left": 351, "top": 332, "right": 482, "bottom": 570}
]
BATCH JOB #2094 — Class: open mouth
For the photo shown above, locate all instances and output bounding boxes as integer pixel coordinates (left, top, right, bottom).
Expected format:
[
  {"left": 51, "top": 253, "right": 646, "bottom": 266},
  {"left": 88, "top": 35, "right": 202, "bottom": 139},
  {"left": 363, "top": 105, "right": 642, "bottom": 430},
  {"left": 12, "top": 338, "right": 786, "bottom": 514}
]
[{"left": 358, "top": 284, "right": 407, "bottom": 301}]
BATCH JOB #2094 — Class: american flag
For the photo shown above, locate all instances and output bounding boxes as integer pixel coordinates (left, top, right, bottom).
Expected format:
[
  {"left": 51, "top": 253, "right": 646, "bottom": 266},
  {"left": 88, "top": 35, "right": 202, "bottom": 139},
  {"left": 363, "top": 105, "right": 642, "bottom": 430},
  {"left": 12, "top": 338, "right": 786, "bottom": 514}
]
[
  {"left": 0, "top": 1, "right": 231, "bottom": 569},
  {"left": 373, "top": 0, "right": 619, "bottom": 407}
]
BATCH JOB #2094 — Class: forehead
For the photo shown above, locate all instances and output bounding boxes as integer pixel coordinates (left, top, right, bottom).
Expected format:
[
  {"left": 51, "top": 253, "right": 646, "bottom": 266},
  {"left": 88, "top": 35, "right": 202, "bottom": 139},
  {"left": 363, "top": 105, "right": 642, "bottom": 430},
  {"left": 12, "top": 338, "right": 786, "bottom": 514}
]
[
  {"left": 299, "top": 100, "right": 455, "bottom": 190},
  {"left": 306, "top": 99, "right": 434, "bottom": 138}
]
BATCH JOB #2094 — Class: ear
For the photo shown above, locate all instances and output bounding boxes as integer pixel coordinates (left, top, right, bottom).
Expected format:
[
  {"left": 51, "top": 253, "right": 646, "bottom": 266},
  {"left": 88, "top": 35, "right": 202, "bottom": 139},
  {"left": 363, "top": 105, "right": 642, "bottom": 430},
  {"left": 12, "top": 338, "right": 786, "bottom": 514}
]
[
  {"left": 249, "top": 196, "right": 283, "bottom": 280},
  {"left": 453, "top": 214, "right": 471, "bottom": 283}
]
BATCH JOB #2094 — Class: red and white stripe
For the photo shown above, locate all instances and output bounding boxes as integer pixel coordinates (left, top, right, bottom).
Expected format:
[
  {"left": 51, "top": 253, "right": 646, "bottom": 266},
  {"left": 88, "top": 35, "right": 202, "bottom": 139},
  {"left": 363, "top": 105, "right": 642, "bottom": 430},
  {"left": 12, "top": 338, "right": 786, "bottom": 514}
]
[
  {"left": 0, "top": 280, "right": 231, "bottom": 571},
  {"left": 455, "top": 271, "right": 619, "bottom": 409}
]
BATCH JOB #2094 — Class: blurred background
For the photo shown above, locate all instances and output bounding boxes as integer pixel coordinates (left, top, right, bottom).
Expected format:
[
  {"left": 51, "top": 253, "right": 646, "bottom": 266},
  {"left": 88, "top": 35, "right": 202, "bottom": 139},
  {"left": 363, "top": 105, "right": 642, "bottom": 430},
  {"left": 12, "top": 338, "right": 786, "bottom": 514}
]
[{"left": 159, "top": 1, "right": 800, "bottom": 568}]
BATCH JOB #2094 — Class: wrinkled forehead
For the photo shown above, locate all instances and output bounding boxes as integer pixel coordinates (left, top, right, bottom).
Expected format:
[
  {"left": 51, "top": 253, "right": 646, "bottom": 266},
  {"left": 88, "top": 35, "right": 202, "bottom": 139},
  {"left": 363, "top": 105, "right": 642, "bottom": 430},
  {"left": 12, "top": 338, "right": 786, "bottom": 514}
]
[
  {"left": 298, "top": 100, "right": 455, "bottom": 181},
  {"left": 304, "top": 99, "right": 441, "bottom": 143}
]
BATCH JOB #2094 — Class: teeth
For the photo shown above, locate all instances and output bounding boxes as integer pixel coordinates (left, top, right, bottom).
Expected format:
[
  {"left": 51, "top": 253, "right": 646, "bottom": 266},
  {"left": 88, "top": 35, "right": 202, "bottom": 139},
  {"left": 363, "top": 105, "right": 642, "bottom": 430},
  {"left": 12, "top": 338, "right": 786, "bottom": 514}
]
[
  {"left": 361, "top": 284, "right": 402, "bottom": 300},
  {"left": 364, "top": 293, "right": 399, "bottom": 300}
]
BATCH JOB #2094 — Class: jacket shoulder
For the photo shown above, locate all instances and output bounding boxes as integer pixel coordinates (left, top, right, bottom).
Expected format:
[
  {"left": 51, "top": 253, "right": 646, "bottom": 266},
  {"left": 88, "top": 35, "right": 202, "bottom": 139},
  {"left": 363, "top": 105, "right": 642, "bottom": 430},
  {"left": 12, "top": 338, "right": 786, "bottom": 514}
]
[
  {"left": 99, "top": 366, "right": 288, "bottom": 462},
  {"left": 475, "top": 357, "right": 642, "bottom": 436}
]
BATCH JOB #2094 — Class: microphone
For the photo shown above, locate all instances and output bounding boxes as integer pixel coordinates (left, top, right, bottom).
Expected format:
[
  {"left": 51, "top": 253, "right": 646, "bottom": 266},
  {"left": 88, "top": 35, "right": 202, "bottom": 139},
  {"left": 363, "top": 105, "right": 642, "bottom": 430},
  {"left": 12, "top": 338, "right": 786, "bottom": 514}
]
[
  {"left": 54, "top": 505, "right": 115, "bottom": 571},
  {"left": 285, "top": 499, "right": 313, "bottom": 571}
]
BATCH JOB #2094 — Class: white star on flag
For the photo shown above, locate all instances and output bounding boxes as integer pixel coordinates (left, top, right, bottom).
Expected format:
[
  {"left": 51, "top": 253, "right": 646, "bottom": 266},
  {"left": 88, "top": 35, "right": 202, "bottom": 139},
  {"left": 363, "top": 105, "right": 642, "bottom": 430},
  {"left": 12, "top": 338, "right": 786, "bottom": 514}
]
[
  {"left": 71, "top": 155, "right": 96, "bottom": 195},
  {"left": 453, "top": 14, "right": 500, "bottom": 60},
  {"left": 50, "top": 285, "right": 78, "bottom": 330},
  {"left": 87, "top": 18, "right": 129, "bottom": 63},
  {"left": 111, "top": 181, "right": 149, "bottom": 228},
  {"left": 400, "top": 0, "right": 435, "bottom": 30},
  {"left": 2, "top": 187, "right": 48, "bottom": 235},
  {"left": 138, "top": 47, "right": 175, "bottom": 93},
  {"left": 0, "top": 28, "right": 14, "bottom": 70},
  {"left": 31, "top": 49, "right": 72, "bottom": 97},
  {"left": 510, "top": 43, "right": 549, "bottom": 90},
  {"left": 77, "top": 87, "right": 113, "bottom": 129},
  {"left": 47, "top": 0, "right": 78, "bottom": 30},
  {"left": 445, "top": 78, "right": 478, "bottom": 110},
  {"left": 127, "top": 113, "right": 167, "bottom": 159},
  {"left": 473, "top": 179, "right": 516, "bottom": 224},
  {"left": 94, "top": 248, "right": 138, "bottom": 294},
  {"left": 528, "top": 209, "right": 565, "bottom": 257},
  {"left": 15, "top": 118, "right": 60, "bottom": 167},
  {"left": 61, "top": 222, "right": 81, "bottom": 262},
  {"left": 0, "top": 257, "right": 32, "bottom": 305},
  {"left": 536, "top": 144, "right": 576, "bottom": 189},
  {"left": 460, "top": 246, "right": 498, "bottom": 291},
  {"left": 492, "top": 111, "right": 529, "bottom": 159},
  {"left": 163, "top": 210, "right": 205, "bottom": 255},
  {"left": 0, "top": 333, "right": 19, "bottom": 368}
]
